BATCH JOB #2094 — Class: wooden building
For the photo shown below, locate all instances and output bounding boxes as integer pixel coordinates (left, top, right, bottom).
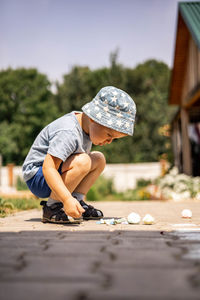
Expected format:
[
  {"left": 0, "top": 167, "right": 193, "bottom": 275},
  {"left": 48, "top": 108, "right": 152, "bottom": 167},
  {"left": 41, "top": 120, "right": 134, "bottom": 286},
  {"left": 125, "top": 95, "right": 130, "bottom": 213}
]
[{"left": 169, "top": 2, "right": 200, "bottom": 176}]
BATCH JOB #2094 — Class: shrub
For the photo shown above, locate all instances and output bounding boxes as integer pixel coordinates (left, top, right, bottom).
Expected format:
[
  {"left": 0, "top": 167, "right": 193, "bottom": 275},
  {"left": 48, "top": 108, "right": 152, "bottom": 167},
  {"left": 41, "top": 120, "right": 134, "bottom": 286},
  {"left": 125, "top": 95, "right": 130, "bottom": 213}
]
[
  {"left": 87, "top": 175, "right": 115, "bottom": 201},
  {"left": 0, "top": 196, "right": 40, "bottom": 217},
  {"left": 16, "top": 176, "right": 29, "bottom": 191},
  {"left": 86, "top": 175, "right": 151, "bottom": 201},
  {"left": 136, "top": 178, "right": 152, "bottom": 188},
  {"left": 155, "top": 167, "right": 200, "bottom": 200}
]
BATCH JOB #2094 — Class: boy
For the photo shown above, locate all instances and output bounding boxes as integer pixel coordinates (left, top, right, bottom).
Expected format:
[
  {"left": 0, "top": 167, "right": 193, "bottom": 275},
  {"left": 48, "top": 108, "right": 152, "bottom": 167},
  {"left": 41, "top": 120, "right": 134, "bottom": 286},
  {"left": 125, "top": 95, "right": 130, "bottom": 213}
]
[{"left": 22, "top": 86, "right": 136, "bottom": 224}]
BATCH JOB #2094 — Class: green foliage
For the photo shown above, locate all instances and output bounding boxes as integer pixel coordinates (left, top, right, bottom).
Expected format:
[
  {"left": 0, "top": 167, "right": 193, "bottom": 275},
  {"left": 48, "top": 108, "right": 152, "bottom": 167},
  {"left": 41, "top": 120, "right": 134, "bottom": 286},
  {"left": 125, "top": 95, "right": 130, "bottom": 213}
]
[
  {"left": 0, "top": 197, "right": 40, "bottom": 217},
  {"left": 55, "top": 57, "right": 175, "bottom": 163},
  {"left": 86, "top": 175, "right": 151, "bottom": 201},
  {"left": 87, "top": 175, "right": 115, "bottom": 201},
  {"left": 123, "top": 60, "right": 175, "bottom": 163},
  {"left": 136, "top": 178, "right": 152, "bottom": 188},
  {"left": 55, "top": 66, "right": 92, "bottom": 113},
  {"left": 154, "top": 167, "right": 200, "bottom": 200},
  {"left": 0, "top": 55, "right": 175, "bottom": 165},
  {"left": 16, "top": 176, "right": 29, "bottom": 191},
  {"left": 120, "top": 188, "right": 151, "bottom": 201},
  {"left": 0, "top": 68, "right": 58, "bottom": 165}
]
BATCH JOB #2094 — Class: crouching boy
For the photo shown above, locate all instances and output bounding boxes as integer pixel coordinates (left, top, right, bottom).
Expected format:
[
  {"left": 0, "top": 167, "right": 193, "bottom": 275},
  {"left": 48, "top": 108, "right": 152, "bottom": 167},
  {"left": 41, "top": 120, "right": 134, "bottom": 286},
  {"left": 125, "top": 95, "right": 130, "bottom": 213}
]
[{"left": 22, "top": 86, "right": 136, "bottom": 224}]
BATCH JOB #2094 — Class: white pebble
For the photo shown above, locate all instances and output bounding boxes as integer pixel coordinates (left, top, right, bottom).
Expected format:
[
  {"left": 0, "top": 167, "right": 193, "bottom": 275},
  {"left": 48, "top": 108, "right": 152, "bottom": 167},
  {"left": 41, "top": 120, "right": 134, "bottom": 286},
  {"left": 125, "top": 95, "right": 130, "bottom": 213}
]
[
  {"left": 181, "top": 209, "right": 192, "bottom": 218},
  {"left": 143, "top": 214, "right": 155, "bottom": 225},
  {"left": 127, "top": 212, "right": 141, "bottom": 224}
]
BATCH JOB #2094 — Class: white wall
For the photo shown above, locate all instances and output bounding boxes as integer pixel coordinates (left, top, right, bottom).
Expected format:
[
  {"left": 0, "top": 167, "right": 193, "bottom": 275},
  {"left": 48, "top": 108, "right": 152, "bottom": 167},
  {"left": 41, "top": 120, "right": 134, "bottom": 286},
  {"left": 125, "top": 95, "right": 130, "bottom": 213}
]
[
  {"left": 0, "top": 166, "right": 22, "bottom": 187},
  {"left": 0, "top": 163, "right": 161, "bottom": 192},
  {"left": 102, "top": 163, "right": 161, "bottom": 192}
]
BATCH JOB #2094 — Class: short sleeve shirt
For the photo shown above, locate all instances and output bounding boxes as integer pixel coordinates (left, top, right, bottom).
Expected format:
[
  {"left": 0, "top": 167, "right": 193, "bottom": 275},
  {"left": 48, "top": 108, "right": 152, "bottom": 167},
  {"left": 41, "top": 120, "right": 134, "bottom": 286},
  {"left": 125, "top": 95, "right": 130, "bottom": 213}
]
[{"left": 22, "top": 111, "right": 92, "bottom": 181}]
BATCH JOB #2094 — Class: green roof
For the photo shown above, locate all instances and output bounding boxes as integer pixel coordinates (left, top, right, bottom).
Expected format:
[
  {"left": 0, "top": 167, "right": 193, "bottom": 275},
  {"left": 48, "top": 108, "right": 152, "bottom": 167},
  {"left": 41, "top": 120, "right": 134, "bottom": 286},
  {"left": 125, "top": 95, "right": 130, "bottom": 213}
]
[{"left": 179, "top": 1, "right": 200, "bottom": 49}]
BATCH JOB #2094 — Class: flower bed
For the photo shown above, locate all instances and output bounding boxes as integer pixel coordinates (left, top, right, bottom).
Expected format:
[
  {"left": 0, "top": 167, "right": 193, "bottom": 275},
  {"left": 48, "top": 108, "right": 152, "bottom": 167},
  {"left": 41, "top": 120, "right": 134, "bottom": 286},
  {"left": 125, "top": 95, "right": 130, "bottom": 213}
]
[{"left": 147, "top": 167, "right": 200, "bottom": 201}]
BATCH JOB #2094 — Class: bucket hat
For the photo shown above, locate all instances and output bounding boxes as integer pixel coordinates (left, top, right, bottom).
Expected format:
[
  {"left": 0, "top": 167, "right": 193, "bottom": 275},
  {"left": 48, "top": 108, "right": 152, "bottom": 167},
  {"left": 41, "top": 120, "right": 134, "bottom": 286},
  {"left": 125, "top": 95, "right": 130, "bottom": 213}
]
[{"left": 82, "top": 86, "right": 136, "bottom": 136}]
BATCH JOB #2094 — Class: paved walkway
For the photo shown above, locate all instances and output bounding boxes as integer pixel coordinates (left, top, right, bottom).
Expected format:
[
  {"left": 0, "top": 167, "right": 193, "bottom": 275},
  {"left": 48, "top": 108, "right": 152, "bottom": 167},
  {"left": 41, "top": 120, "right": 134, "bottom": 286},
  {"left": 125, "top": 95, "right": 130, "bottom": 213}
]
[{"left": 0, "top": 200, "right": 200, "bottom": 300}]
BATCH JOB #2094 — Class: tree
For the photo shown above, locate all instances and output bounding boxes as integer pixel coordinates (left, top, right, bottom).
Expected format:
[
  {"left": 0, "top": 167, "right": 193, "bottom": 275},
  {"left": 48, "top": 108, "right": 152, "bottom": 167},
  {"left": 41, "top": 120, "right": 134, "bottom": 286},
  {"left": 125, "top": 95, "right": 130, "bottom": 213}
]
[
  {"left": 0, "top": 58, "right": 175, "bottom": 165},
  {"left": 55, "top": 66, "right": 92, "bottom": 114},
  {"left": 126, "top": 60, "right": 175, "bottom": 162},
  {"left": 55, "top": 59, "right": 175, "bottom": 163},
  {"left": 0, "top": 68, "right": 58, "bottom": 164}
]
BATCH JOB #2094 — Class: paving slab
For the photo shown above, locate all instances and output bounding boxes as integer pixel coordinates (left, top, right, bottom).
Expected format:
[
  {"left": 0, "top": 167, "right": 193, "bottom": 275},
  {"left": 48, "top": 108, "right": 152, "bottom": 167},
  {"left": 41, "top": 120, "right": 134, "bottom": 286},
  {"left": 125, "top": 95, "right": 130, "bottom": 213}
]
[{"left": 0, "top": 200, "right": 200, "bottom": 300}]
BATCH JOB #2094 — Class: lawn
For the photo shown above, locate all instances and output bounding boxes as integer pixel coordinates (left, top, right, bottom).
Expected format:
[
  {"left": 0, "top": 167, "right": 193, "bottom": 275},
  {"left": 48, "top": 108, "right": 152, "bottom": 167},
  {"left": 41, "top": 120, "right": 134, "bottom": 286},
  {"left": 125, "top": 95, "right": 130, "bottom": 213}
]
[{"left": 0, "top": 197, "right": 41, "bottom": 217}]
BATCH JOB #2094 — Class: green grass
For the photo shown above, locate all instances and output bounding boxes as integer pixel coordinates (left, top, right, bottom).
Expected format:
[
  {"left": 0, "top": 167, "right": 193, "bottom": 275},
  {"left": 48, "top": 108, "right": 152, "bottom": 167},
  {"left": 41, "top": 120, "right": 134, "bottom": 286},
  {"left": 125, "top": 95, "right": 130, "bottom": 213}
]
[
  {"left": 0, "top": 197, "right": 41, "bottom": 218},
  {"left": 86, "top": 175, "right": 151, "bottom": 201},
  {"left": 16, "top": 176, "right": 29, "bottom": 190}
]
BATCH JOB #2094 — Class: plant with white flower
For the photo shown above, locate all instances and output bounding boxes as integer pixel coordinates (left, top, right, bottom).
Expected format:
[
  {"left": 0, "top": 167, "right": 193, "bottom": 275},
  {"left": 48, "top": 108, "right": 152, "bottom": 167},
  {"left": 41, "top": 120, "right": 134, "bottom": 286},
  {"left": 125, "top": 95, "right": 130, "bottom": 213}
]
[
  {"left": 170, "top": 191, "right": 182, "bottom": 201},
  {"left": 191, "top": 177, "right": 200, "bottom": 195},
  {"left": 154, "top": 167, "right": 200, "bottom": 200},
  {"left": 173, "top": 182, "right": 188, "bottom": 193},
  {"left": 169, "top": 166, "right": 179, "bottom": 176},
  {"left": 162, "top": 187, "right": 173, "bottom": 199},
  {"left": 158, "top": 174, "right": 175, "bottom": 188},
  {"left": 195, "top": 193, "right": 200, "bottom": 200}
]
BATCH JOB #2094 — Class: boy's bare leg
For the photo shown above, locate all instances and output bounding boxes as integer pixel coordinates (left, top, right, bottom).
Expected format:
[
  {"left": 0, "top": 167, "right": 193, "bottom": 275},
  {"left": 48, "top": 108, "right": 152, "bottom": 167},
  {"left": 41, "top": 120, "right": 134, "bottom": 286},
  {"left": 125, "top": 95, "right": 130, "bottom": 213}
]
[
  {"left": 50, "top": 152, "right": 92, "bottom": 200},
  {"left": 50, "top": 151, "right": 105, "bottom": 200},
  {"left": 73, "top": 151, "right": 106, "bottom": 195}
]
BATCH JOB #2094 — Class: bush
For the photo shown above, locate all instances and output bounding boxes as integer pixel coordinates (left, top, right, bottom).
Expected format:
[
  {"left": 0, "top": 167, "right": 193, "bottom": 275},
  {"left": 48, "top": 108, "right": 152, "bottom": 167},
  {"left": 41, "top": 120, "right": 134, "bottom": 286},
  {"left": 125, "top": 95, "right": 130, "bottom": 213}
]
[
  {"left": 136, "top": 178, "right": 152, "bottom": 188},
  {"left": 16, "top": 176, "right": 29, "bottom": 191},
  {"left": 154, "top": 167, "right": 200, "bottom": 200},
  {"left": 86, "top": 175, "right": 151, "bottom": 201},
  {"left": 87, "top": 175, "right": 115, "bottom": 201},
  {"left": 0, "top": 197, "right": 40, "bottom": 217},
  {"left": 120, "top": 188, "right": 151, "bottom": 201}
]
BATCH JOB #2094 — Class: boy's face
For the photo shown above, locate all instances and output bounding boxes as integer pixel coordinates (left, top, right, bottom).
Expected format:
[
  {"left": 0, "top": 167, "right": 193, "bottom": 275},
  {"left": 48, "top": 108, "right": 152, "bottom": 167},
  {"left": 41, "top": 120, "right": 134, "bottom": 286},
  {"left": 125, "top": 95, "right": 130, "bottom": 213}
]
[{"left": 89, "top": 119, "right": 128, "bottom": 146}]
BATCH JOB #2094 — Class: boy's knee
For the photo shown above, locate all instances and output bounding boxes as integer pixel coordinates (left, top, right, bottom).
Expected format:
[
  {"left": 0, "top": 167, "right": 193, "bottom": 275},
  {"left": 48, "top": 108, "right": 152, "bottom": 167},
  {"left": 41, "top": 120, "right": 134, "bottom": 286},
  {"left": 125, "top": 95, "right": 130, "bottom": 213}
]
[
  {"left": 73, "top": 153, "right": 92, "bottom": 173},
  {"left": 90, "top": 151, "right": 106, "bottom": 171}
]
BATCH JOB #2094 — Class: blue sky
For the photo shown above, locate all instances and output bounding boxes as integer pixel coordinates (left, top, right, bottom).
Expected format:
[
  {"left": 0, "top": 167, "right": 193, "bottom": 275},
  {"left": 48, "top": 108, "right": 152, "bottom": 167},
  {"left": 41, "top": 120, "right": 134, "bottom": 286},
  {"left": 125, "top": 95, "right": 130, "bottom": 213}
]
[{"left": 0, "top": 0, "right": 195, "bottom": 82}]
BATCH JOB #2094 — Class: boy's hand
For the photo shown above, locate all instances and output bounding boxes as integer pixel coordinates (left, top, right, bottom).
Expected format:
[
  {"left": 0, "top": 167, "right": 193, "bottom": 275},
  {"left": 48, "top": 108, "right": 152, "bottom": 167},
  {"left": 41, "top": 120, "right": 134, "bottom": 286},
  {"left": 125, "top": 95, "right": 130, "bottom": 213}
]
[{"left": 63, "top": 196, "right": 85, "bottom": 218}]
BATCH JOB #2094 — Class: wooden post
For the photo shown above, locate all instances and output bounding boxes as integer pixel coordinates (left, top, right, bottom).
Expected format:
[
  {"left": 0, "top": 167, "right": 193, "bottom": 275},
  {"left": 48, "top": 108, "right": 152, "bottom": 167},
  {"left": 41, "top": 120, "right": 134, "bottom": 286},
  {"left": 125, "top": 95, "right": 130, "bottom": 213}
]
[
  {"left": 7, "top": 163, "right": 15, "bottom": 187},
  {"left": 172, "top": 119, "right": 182, "bottom": 171},
  {"left": 180, "top": 108, "right": 192, "bottom": 175},
  {"left": 160, "top": 154, "right": 168, "bottom": 177},
  {"left": 160, "top": 159, "right": 167, "bottom": 176}
]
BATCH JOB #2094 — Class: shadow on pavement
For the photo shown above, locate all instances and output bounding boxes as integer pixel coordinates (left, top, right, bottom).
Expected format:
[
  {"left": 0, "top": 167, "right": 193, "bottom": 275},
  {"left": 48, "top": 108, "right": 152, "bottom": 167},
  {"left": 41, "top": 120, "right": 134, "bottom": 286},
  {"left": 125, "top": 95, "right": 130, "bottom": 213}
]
[
  {"left": 25, "top": 218, "right": 42, "bottom": 222},
  {"left": 0, "top": 229, "right": 200, "bottom": 300}
]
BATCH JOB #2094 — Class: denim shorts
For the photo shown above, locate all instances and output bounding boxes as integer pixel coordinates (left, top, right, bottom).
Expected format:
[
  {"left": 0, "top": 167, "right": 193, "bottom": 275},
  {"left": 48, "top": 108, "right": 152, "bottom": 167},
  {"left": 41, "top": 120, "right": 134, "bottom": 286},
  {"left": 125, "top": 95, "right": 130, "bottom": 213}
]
[{"left": 26, "top": 163, "right": 63, "bottom": 198}]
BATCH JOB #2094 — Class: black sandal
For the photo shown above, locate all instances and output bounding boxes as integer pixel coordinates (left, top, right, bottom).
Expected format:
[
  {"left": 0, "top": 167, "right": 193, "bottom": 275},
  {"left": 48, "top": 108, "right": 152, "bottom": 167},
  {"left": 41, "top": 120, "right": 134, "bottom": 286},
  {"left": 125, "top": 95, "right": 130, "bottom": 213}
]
[
  {"left": 79, "top": 200, "right": 104, "bottom": 220},
  {"left": 40, "top": 201, "right": 81, "bottom": 224}
]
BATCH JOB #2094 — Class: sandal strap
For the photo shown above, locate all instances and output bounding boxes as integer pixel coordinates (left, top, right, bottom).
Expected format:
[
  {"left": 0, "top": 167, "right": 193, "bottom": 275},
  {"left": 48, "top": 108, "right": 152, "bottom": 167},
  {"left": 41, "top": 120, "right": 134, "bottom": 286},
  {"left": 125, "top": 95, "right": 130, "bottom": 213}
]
[
  {"left": 50, "top": 202, "right": 63, "bottom": 210},
  {"left": 40, "top": 200, "right": 47, "bottom": 206},
  {"left": 80, "top": 200, "right": 103, "bottom": 218},
  {"left": 40, "top": 201, "right": 69, "bottom": 222},
  {"left": 53, "top": 208, "right": 69, "bottom": 222}
]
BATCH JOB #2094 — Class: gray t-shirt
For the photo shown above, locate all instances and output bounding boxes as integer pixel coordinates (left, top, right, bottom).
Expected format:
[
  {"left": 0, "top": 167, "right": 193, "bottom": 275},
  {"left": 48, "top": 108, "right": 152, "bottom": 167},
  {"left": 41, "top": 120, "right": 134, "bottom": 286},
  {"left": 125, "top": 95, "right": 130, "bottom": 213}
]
[{"left": 22, "top": 111, "right": 92, "bottom": 182}]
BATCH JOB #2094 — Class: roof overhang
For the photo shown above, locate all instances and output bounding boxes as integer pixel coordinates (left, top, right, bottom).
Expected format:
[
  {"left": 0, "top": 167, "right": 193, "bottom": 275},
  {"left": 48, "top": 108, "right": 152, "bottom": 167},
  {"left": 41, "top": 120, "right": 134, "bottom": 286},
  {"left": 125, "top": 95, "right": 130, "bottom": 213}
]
[{"left": 169, "top": 11, "right": 190, "bottom": 105}]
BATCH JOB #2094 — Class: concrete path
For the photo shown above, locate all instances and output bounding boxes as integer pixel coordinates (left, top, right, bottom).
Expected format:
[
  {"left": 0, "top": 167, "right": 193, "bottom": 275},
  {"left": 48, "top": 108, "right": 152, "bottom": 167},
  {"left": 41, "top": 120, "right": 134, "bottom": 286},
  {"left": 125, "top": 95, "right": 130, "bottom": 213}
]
[{"left": 0, "top": 201, "right": 200, "bottom": 300}]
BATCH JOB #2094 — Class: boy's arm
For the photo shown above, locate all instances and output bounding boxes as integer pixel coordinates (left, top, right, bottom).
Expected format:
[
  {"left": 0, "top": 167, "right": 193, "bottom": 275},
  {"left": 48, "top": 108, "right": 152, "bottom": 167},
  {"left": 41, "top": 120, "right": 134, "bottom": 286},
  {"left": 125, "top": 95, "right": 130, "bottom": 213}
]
[{"left": 42, "top": 154, "right": 84, "bottom": 218}]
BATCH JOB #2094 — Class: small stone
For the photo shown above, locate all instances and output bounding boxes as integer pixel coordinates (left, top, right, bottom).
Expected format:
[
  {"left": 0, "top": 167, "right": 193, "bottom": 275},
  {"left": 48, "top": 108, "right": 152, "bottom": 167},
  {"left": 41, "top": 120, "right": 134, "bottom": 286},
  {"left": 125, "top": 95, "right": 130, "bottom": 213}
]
[
  {"left": 109, "top": 219, "right": 115, "bottom": 225},
  {"left": 181, "top": 209, "right": 192, "bottom": 218},
  {"left": 115, "top": 218, "right": 127, "bottom": 224},
  {"left": 121, "top": 221, "right": 128, "bottom": 225},
  {"left": 104, "top": 218, "right": 115, "bottom": 225},
  {"left": 127, "top": 212, "right": 141, "bottom": 224},
  {"left": 143, "top": 214, "right": 155, "bottom": 225}
]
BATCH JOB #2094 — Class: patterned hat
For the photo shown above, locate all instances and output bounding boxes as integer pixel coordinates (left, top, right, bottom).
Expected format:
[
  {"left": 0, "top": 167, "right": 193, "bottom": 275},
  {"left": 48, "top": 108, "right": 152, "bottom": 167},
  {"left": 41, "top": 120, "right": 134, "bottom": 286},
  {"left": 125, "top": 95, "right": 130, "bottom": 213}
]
[{"left": 82, "top": 86, "right": 136, "bottom": 136}]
